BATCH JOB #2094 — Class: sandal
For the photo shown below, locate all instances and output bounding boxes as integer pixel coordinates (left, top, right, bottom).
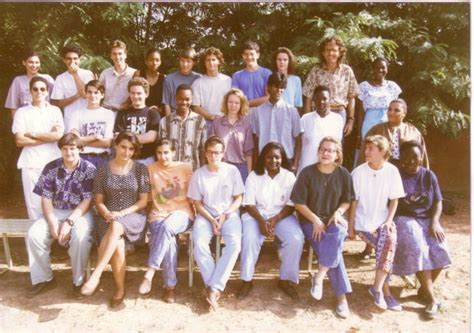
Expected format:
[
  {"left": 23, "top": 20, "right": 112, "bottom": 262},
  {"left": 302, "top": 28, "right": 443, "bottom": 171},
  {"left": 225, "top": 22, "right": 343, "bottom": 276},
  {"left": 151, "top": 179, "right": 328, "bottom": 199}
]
[
  {"left": 138, "top": 277, "right": 152, "bottom": 295},
  {"left": 425, "top": 302, "right": 441, "bottom": 319}
]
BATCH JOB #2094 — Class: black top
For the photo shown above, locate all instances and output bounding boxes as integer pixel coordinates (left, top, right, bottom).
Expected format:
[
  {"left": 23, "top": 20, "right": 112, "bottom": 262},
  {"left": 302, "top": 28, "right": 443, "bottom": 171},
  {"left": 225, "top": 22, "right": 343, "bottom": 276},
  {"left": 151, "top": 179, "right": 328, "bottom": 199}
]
[{"left": 138, "top": 70, "right": 166, "bottom": 108}]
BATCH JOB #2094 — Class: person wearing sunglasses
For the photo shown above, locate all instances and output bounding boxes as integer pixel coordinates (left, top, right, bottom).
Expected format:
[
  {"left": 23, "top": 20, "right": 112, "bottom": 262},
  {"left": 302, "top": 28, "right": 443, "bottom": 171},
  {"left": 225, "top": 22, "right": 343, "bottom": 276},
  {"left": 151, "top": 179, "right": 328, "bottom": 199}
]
[{"left": 12, "top": 76, "right": 64, "bottom": 220}]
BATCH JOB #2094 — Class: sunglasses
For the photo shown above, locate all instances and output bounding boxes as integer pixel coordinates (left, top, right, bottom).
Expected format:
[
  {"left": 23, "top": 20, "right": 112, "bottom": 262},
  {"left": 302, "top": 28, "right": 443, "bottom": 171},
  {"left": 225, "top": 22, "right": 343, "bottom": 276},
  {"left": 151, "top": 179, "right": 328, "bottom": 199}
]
[{"left": 32, "top": 87, "right": 47, "bottom": 92}]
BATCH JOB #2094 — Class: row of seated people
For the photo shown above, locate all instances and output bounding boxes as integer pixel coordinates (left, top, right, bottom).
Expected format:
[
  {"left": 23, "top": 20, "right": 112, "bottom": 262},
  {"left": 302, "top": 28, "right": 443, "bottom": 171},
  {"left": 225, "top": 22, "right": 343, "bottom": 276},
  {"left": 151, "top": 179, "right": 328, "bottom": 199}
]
[{"left": 23, "top": 130, "right": 450, "bottom": 320}]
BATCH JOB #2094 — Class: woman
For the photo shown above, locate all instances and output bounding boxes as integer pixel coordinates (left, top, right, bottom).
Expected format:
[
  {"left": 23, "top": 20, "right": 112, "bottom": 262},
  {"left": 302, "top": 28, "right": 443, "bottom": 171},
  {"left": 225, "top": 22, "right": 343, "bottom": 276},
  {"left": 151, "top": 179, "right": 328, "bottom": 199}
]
[
  {"left": 393, "top": 141, "right": 451, "bottom": 319},
  {"left": 5, "top": 50, "right": 55, "bottom": 118},
  {"left": 357, "top": 57, "right": 402, "bottom": 139},
  {"left": 210, "top": 88, "right": 253, "bottom": 182},
  {"left": 272, "top": 47, "right": 303, "bottom": 110},
  {"left": 138, "top": 139, "right": 194, "bottom": 303},
  {"left": 291, "top": 137, "right": 353, "bottom": 318},
  {"left": 357, "top": 98, "right": 429, "bottom": 168},
  {"left": 302, "top": 36, "right": 359, "bottom": 136},
  {"left": 81, "top": 132, "right": 150, "bottom": 308},
  {"left": 237, "top": 142, "right": 304, "bottom": 301},
  {"left": 133, "top": 48, "right": 166, "bottom": 116},
  {"left": 349, "top": 135, "right": 405, "bottom": 311}
]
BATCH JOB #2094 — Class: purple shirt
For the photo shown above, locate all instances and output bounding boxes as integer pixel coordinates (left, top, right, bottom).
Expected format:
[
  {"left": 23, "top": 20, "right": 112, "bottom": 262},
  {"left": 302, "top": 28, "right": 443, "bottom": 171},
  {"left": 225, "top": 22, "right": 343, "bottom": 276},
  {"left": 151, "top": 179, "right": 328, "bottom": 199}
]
[
  {"left": 33, "top": 157, "right": 96, "bottom": 210},
  {"left": 396, "top": 167, "right": 442, "bottom": 218},
  {"left": 210, "top": 115, "right": 254, "bottom": 164},
  {"left": 231, "top": 66, "right": 272, "bottom": 101}
]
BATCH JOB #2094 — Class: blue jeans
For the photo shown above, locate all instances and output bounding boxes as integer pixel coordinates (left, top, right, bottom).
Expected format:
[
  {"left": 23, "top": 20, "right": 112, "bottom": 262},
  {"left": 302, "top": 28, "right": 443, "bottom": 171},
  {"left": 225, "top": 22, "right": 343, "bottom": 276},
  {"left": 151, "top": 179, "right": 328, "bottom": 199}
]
[
  {"left": 229, "top": 162, "right": 249, "bottom": 183},
  {"left": 302, "top": 222, "right": 352, "bottom": 296},
  {"left": 147, "top": 211, "right": 191, "bottom": 288}
]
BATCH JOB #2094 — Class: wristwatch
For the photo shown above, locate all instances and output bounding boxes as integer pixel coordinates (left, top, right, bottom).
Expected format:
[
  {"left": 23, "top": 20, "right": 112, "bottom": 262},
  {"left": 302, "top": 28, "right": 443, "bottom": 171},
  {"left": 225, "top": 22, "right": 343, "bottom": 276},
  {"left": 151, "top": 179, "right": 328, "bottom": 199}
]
[{"left": 65, "top": 218, "right": 75, "bottom": 226}]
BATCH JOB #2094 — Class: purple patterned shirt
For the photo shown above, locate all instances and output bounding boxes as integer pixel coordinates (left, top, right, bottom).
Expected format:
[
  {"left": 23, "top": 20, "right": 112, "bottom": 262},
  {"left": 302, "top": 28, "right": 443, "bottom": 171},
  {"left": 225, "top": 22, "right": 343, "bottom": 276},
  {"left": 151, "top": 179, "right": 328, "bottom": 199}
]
[{"left": 33, "top": 157, "right": 96, "bottom": 210}]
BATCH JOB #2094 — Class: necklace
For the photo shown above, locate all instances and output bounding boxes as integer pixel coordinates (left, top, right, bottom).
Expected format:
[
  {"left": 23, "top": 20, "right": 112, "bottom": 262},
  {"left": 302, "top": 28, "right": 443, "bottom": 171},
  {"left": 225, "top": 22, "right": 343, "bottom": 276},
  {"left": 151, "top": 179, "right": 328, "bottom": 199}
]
[{"left": 321, "top": 171, "right": 334, "bottom": 187}]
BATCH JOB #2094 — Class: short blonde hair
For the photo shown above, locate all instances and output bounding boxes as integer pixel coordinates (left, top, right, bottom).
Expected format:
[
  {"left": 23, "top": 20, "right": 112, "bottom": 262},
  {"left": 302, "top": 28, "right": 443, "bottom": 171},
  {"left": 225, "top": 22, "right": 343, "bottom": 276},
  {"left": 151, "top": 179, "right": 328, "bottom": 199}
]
[
  {"left": 318, "top": 136, "right": 343, "bottom": 166},
  {"left": 221, "top": 88, "right": 249, "bottom": 117},
  {"left": 364, "top": 135, "right": 391, "bottom": 160},
  {"left": 111, "top": 40, "right": 127, "bottom": 52}
]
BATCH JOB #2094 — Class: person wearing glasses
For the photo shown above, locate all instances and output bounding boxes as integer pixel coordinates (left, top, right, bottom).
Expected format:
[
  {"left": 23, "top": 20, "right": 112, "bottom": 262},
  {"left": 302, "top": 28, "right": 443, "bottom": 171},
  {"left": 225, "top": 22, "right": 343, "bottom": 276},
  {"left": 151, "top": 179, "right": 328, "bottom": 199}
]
[
  {"left": 188, "top": 135, "right": 244, "bottom": 311},
  {"left": 297, "top": 85, "right": 343, "bottom": 174},
  {"left": 12, "top": 76, "right": 64, "bottom": 220}
]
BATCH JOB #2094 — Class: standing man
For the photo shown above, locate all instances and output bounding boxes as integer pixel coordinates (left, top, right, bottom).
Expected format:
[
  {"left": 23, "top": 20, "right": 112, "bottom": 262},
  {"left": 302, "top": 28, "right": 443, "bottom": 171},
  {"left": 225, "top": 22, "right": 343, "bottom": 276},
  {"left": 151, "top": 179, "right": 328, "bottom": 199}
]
[
  {"left": 297, "top": 85, "right": 344, "bottom": 173},
  {"left": 251, "top": 72, "right": 302, "bottom": 172},
  {"left": 188, "top": 136, "right": 244, "bottom": 310},
  {"left": 69, "top": 80, "right": 115, "bottom": 167},
  {"left": 162, "top": 47, "right": 201, "bottom": 116},
  {"left": 192, "top": 47, "right": 232, "bottom": 128},
  {"left": 25, "top": 133, "right": 96, "bottom": 299},
  {"left": 12, "top": 76, "right": 64, "bottom": 220},
  {"left": 159, "top": 84, "right": 207, "bottom": 170},
  {"left": 51, "top": 44, "right": 95, "bottom": 131},
  {"left": 114, "top": 77, "right": 161, "bottom": 165},
  {"left": 232, "top": 41, "right": 272, "bottom": 108},
  {"left": 99, "top": 40, "right": 136, "bottom": 112}
]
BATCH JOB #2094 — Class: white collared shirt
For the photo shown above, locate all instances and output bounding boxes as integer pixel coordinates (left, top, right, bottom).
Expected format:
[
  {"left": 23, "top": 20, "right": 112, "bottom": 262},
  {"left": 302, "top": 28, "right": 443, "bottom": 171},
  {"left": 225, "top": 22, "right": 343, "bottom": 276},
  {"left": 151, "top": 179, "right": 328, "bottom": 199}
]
[
  {"left": 243, "top": 168, "right": 296, "bottom": 217},
  {"left": 99, "top": 65, "right": 136, "bottom": 110}
]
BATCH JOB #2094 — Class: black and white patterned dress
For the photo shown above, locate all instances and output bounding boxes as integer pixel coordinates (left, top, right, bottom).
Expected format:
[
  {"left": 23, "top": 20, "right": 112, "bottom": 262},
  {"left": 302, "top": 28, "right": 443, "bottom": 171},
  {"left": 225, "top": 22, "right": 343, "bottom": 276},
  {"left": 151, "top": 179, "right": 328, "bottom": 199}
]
[{"left": 93, "top": 161, "right": 150, "bottom": 244}]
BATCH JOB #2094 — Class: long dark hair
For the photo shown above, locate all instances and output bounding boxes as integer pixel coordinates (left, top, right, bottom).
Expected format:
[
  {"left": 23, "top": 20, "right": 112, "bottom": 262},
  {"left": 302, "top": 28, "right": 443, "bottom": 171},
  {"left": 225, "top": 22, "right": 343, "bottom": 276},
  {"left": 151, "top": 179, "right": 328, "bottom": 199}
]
[{"left": 254, "top": 142, "right": 290, "bottom": 175}]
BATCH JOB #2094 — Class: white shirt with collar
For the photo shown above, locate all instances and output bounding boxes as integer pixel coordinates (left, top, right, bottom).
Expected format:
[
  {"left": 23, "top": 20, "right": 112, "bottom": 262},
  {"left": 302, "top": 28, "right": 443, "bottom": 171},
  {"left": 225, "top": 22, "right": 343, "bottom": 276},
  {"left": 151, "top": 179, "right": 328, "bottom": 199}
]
[{"left": 99, "top": 65, "right": 136, "bottom": 111}]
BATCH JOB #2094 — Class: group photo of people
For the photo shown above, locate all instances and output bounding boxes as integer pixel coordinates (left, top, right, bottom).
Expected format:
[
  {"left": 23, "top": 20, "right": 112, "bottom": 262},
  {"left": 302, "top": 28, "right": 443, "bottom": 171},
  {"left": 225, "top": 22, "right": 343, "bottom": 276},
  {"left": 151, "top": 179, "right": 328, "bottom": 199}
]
[{"left": 0, "top": 3, "right": 469, "bottom": 332}]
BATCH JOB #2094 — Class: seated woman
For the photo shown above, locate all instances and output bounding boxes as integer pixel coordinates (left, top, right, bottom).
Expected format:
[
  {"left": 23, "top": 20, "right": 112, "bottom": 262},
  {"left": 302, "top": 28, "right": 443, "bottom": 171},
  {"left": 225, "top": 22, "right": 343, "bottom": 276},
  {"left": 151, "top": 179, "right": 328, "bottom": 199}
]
[
  {"left": 138, "top": 139, "right": 194, "bottom": 303},
  {"left": 349, "top": 135, "right": 405, "bottom": 311},
  {"left": 357, "top": 98, "right": 429, "bottom": 168},
  {"left": 81, "top": 132, "right": 150, "bottom": 308},
  {"left": 291, "top": 136, "right": 353, "bottom": 318},
  {"left": 393, "top": 141, "right": 452, "bottom": 319},
  {"left": 237, "top": 142, "right": 304, "bottom": 301},
  {"left": 210, "top": 88, "right": 253, "bottom": 182}
]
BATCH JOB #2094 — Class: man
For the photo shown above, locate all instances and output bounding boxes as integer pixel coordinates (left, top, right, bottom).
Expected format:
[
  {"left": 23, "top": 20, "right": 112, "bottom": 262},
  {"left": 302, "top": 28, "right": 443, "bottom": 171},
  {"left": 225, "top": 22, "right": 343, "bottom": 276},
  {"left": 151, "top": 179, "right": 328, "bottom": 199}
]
[
  {"left": 114, "top": 77, "right": 161, "bottom": 165},
  {"left": 251, "top": 72, "right": 302, "bottom": 172},
  {"left": 159, "top": 84, "right": 207, "bottom": 170},
  {"left": 191, "top": 47, "right": 232, "bottom": 128},
  {"left": 162, "top": 47, "right": 201, "bottom": 115},
  {"left": 99, "top": 40, "right": 136, "bottom": 112},
  {"left": 187, "top": 135, "right": 244, "bottom": 310},
  {"left": 232, "top": 41, "right": 272, "bottom": 108},
  {"left": 12, "top": 76, "right": 64, "bottom": 220},
  {"left": 297, "top": 85, "right": 344, "bottom": 173},
  {"left": 25, "top": 133, "right": 96, "bottom": 299},
  {"left": 69, "top": 80, "right": 115, "bottom": 167},
  {"left": 51, "top": 44, "right": 95, "bottom": 131}
]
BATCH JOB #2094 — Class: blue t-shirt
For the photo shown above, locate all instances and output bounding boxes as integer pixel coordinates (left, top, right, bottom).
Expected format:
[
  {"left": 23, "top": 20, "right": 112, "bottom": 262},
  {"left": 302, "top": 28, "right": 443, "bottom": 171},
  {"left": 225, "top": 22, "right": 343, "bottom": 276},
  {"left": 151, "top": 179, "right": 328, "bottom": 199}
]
[
  {"left": 162, "top": 71, "right": 201, "bottom": 111},
  {"left": 281, "top": 74, "right": 303, "bottom": 107},
  {"left": 231, "top": 66, "right": 272, "bottom": 101}
]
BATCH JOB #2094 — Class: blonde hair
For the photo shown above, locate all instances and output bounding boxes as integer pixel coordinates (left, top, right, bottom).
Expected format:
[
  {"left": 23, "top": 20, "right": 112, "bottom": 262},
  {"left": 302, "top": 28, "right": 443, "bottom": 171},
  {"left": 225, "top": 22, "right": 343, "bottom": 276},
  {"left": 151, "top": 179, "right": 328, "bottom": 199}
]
[
  {"left": 318, "top": 136, "right": 343, "bottom": 166},
  {"left": 221, "top": 88, "right": 249, "bottom": 117},
  {"left": 111, "top": 40, "right": 127, "bottom": 52},
  {"left": 364, "top": 135, "right": 391, "bottom": 160}
]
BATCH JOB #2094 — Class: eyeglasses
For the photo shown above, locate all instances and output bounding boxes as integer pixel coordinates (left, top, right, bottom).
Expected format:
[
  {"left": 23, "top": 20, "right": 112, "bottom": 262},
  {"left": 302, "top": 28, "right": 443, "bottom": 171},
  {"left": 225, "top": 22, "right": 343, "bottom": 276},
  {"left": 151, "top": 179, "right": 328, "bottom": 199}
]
[
  {"left": 318, "top": 147, "right": 337, "bottom": 154},
  {"left": 206, "top": 150, "right": 223, "bottom": 156},
  {"left": 32, "top": 87, "right": 47, "bottom": 92}
]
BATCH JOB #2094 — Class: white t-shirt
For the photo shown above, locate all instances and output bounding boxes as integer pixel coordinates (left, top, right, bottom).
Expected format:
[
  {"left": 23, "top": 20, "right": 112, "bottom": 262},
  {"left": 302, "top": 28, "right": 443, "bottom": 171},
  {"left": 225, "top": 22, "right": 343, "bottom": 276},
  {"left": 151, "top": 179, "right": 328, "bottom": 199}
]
[
  {"left": 299, "top": 111, "right": 343, "bottom": 173},
  {"left": 351, "top": 162, "right": 405, "bottom": 232},
  {"left": 187, "top": 162, "right": 245, "bottom": 217},
  {"left": 4, "top": 74, "right": 55, "bottom": 109},
  {"left": 12, "top": 103, "right": 64, "bottom": 169},
  {"left": 68, "top": 106, "right": 115, "bottom": 154},
  {"left": 191, "top": 73, "right": 232, "bottom": 117},
  {"left": 51, "top": 68, "right": 95, "bottom": 131},
  {"left": 243, "top": 168, "right": 295, "bottom": 218}
]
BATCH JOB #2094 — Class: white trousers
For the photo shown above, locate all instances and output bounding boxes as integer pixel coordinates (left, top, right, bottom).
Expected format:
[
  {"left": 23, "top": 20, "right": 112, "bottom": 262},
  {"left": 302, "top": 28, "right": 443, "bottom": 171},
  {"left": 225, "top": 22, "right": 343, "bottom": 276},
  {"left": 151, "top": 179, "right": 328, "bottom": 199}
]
[
  {"left": 26, "top": 209, "right": 94, "bottom": 286},
  {"left": 21, "top": 167, "right": 43, "bottom": 220}
]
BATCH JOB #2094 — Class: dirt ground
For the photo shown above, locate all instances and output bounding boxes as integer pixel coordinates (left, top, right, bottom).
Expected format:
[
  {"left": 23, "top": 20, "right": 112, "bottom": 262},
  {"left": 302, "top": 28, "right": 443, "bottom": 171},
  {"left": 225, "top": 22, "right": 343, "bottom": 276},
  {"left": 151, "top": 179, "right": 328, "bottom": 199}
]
[{"left": 0, "top": 187, "right": 470, "bottom": 333}]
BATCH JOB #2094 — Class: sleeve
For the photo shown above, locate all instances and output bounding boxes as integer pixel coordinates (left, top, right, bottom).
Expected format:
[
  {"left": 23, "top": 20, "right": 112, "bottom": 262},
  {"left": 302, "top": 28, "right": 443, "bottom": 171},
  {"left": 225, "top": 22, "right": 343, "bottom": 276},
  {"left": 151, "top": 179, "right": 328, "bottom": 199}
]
[
  {"left": 429, "top": 170, "right": 443, "bottom": 202},
  {"left": 358, "top": 81, "right": 368, "bottom": 105},
  {"left": 242, "top": 171, "right": 257, "bottom": 206},
  {"left": 285, "top": 172, "right": 297, "bottom": 206},
  {"left": 45, "top": 75, "right": 55, "bottom": 100},
  {"left": 104, "top": 110, "right": 115, "bottom": 139},
  {"left": 209, "top": 118, "right": 217, "bottom": 136},
  {"left": 191, "top": 79, "right": 202, "bottom": 106},
  {"left": 98, "top": 70, "right": 106, "bottom": 85},
  {"left": 231, "top": 166, "right": 245, "bottom": 196},
  {"left": 347, "top": 66, "right": 360, "bottom": 98},
  {"left": 33, "top": 165, "right": 54, "bottom": 199},
  {"left": 50, "top": 76, "right": 65, "bottom": 100},
  {"left": 52, "top": 106, "right": 65, "bottom": 132},
  {"left": 81, "top": 165, "right": 97, "bottom": 199},
  {"left": 5, "top": 77, "right": 20, "bottom": 109},
  {"left": 114, "top": 111, "right": 126, "bottom": 133},
  {"left": 302, "top": 67, "right": 317, "bottom": 98},
  {"left": 351, "top": 168, "right": 361, "bottom": 201},
  {"left": 187, "top": 171, "right": 203, "bottom": 201},
  {"left": 250, "top": 109, "right": 258, "bottom": 134},
  {"left": 389, "top": 81, "right": 402, "bottom": 99},
  {"left": 162, "top": 76, "right": 172, "bottom": 106},
  {"left": 93, "top": 164, "right": 106, "bottom": 194},
  {"left": 243, "top": 122, "right": 254, "bottom": 156},
  {"left": 231, "top": 72, "right": 241, "bottom": 89},
  {"left": 147, "top": 109, "right": 161, "bottom": 132},
  {"left": 339, "top": 167, "right": 354, "bottom": 204},
  {"left": 294, "top": 76, "right": 303, "bottom": 107},
  {"left": 389, "top": 166, "right": 406, "bottom": 200},
  {"left": 68, "top": 111, "right": 80, "bottom": 132},
  {"left": 158, "top": 117, "right": 167, "bottom": 138},
  {"left": 291, "top": 107, "right": 302, "bottom": 138},
  {"left": 137, "top": 163, "right": 151, "bottom": 194},
  {"left": 290, "top": 169, "right": 309, "bottom": 205},
  {"left": 11, "top": 108, "right": 26, "bottom": 134},
  {"left": 199, "top": 117, "right": 208, "bottom": 150}
]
